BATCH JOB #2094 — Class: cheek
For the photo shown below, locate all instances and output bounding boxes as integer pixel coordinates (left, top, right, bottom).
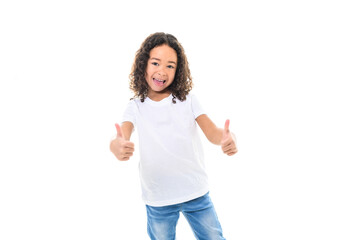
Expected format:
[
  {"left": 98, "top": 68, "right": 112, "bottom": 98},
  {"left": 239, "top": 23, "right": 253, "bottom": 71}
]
[
  {"left": 145, "top": 65, "right": 155, "bottom": 79},
  {"left": 145, "top": 68, "right": 151, "bottom": 80},
  {"left": 170, "top": 70, "right": 176, "bottom": 81}
]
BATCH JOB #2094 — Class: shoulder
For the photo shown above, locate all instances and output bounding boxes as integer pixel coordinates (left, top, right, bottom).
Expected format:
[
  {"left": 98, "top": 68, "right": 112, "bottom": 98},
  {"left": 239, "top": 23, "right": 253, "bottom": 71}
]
[
  {"left": 128, "top": 97, "right": 143, "bottom": 106},
  {"left": 123, "top": 98, "right": 140, "bottom": 112},
  {"left": 176, "top": 93, "right": 197, "bottom": 103},
  {"left": 186, "top": 92, "right": 195, "bottom": 99},
  {"left": 186, "top": 92, "right": 201, "bottom": 101},
  {"left": 187, "top": 93, "right": 206, "bottom": 118},
  {"left": 186, "top": 93, "right": 202, "bottom": 106},
  {"left": 173, "top": 93, "right": 203, "bottom": 108}
]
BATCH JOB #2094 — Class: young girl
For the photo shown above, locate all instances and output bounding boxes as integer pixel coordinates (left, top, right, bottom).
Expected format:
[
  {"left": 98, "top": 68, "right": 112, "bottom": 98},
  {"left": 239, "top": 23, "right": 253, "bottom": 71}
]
[{"left": 110, "top": 32, "right": 237, "bottom": 240}]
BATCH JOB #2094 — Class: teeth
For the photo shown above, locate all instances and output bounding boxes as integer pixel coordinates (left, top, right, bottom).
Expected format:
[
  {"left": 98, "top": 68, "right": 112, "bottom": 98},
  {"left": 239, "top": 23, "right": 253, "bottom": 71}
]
[{"left": 154, "top": 78, "right": 165, "bottom": 83}]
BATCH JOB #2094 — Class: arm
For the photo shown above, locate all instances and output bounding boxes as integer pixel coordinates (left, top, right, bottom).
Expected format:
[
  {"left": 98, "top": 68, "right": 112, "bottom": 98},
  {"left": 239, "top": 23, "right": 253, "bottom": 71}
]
[
  {"left": 119, "top": 121, "right": 134, "bottom": 141},
  {"left": 110, "top": 121, "right": 135, "bottom": 161},
  {"left": 196, "top": 114, "right": 238, "bottom": 156},
  {"left": 196, "top": 114, "right": 223, "bottom": 145}
]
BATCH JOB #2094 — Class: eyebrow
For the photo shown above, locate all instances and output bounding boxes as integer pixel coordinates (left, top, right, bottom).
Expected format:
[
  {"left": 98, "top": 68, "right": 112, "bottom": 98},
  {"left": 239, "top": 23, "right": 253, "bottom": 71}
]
[{"left": 151, "top": 58, "right": 177, "bottom": 65}]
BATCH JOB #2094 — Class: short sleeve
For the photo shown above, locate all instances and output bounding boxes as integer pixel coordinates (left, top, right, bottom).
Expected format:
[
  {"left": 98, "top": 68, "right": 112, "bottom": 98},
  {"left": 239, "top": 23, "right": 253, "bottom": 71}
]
[
  {"left": 191, "top": 94, "right": 206, "bottom": 119},
  {"left": 122, "top": 100, "right": 137, "bottom": 127}
]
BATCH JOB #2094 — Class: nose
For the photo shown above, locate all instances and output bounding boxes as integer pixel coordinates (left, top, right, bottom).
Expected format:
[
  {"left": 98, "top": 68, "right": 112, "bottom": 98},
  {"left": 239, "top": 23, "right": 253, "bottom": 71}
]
[
  {"left": 158, "top": 64, "right": 169, "bottom": 76},
  {"left": 157, "top": 71, "right": 166, "bottom": 77}
]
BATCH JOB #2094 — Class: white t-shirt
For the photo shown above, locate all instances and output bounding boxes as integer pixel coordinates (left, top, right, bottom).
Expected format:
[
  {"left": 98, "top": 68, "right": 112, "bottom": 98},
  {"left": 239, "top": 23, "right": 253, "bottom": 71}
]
[{"left": 122, "top": 93, "right": 209, "bottom": 207}]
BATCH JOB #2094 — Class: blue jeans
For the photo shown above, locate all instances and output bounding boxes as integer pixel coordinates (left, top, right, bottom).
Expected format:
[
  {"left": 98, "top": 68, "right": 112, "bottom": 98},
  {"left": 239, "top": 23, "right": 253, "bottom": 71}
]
[{"left": 146, "top": 192, "right": 226, "bottom": 240}]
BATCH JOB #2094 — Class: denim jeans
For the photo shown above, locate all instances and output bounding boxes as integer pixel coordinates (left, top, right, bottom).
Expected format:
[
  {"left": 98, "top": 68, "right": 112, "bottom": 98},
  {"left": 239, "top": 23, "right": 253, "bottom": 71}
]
[{"left": 146, "top": 192, "right": 226, "bottom": 240}]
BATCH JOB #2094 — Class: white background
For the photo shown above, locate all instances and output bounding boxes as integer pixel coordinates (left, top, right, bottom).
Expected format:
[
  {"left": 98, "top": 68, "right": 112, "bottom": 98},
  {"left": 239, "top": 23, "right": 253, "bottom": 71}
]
[{"left": 1, "top": 0, "right": 339, "bottom": 239}]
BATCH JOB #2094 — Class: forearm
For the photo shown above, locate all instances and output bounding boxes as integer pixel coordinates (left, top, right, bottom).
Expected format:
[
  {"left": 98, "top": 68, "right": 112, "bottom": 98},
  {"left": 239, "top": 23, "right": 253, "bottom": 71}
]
[
  {"left": 207, "top": 127, "right": 224, "bottom": 145},
  {"left": 206, "top": 128, "right": 237, "bottom": 145},
  {"left": 196, "top": 114, "right": 223, "bottom": 145},
  {"left": 120, "top": 121, "right": 134, "bottom": 140},
  {"left": 196, "top": 114, "right": 237, "bottom": 148}
]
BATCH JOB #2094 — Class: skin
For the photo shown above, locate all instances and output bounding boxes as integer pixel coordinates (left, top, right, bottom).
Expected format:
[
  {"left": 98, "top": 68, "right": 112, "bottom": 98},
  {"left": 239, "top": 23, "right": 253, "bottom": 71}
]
[
  {"left": 144, "top": 44, "right": 177, "bottom": 102},
  {"left": 110, "top": 44, "right": 238, "bottom": 160}
]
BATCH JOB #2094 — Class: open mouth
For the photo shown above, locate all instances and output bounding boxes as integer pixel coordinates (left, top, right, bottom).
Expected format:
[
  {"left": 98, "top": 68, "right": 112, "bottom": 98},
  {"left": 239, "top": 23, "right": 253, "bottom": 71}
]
[{"left": 153, "top": 78, "right": 166, "bottom": 86}]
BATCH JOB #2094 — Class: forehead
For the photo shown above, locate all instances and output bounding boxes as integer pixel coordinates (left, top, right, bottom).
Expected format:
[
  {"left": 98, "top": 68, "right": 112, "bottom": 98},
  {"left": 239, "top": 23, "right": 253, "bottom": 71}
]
[{"left": 149, "top": 45, "right": 177, "bottom": 61}]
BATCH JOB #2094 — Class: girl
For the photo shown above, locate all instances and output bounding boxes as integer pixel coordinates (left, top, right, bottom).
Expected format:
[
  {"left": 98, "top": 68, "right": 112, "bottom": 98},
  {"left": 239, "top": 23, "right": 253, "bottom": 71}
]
[{"left": 110, "top": 32, "right": 237, "bottom": 240}]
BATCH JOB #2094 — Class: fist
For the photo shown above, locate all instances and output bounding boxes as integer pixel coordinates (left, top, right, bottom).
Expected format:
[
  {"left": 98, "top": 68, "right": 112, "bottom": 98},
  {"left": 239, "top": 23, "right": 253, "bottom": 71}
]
[
  {"left": 110, "top": 123, "right": 135, "bottom": 161},
  {"left": 221, "top": 119, "right": 238, "bottom": 156}
]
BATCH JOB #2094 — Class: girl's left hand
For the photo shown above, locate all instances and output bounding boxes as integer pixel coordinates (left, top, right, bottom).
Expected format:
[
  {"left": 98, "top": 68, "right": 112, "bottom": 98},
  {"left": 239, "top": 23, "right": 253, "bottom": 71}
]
[{"left": 221, "top": 119, "right": 238, "bottom": 156}]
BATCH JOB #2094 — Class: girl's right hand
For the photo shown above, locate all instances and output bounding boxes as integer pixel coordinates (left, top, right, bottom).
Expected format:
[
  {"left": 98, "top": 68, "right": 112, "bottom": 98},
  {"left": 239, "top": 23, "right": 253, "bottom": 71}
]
[{"left": 110, "top": 123, "right": 135, "bottom": 161}]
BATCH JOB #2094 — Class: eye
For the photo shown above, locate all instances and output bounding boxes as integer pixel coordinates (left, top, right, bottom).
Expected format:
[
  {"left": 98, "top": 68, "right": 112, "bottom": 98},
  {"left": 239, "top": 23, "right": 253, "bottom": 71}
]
[
  {"left": 151, "top": 62, "right": 159, "bottom": 66},
  {"left": 167, "top": 65, "right": 175, "bottom": 69}
]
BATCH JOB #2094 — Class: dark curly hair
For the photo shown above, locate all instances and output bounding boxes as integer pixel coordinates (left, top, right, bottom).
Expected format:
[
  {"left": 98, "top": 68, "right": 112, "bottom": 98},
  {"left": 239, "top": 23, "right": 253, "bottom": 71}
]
[{"left": 129, "top": 32, "right": 193, "bottom": 103}]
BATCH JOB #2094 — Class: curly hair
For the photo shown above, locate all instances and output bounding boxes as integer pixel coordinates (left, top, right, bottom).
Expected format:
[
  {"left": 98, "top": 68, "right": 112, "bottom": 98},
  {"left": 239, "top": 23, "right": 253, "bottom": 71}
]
[{"left": 129, "top": 32, "right": 193, "bottom": 103}]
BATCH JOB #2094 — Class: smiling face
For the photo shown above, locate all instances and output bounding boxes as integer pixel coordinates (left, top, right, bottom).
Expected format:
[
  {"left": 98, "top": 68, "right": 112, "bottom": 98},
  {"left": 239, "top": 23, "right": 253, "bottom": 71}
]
[{"left": 145, "top": 44, "right": 177, "bottom": 101}]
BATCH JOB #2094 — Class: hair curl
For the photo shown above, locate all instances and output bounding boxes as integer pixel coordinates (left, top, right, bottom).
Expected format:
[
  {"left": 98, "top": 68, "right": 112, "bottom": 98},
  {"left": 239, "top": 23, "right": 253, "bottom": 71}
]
[{"left": 129, "top": 32, "right": 193, "bottom": 103}]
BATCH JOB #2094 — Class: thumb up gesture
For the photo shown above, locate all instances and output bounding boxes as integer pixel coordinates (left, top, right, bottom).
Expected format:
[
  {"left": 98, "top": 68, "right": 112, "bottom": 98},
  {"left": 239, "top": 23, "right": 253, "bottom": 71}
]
[
  {"left": 221, "top": 120, "right": 238, "bottom": 156},
  {"left": 110, "top": 123, "right": 135, "bottom": 161}
]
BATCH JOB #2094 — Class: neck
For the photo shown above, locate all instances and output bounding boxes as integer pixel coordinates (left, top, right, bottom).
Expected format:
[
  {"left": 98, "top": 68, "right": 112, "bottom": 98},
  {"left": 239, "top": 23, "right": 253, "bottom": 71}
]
[{"left": 148, "top": 90, "right": 172, "bottom": 102}]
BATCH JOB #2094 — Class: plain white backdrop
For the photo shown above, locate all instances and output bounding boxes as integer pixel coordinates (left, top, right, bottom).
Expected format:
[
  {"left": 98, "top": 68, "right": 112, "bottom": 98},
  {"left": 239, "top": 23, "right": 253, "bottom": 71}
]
[{"left": 1, "top": 0, "right": 339, "bottom": 239}]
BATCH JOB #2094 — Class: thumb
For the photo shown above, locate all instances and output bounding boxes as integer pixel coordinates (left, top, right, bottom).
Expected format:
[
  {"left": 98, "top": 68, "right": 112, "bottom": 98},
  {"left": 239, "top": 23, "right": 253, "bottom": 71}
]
[
  {"left": 115, "top": 123, "right": 125, "bottom": 139},
  {"left": 222, "top": 119, "right": 230, "bottom": 140},
  {"left": 224, "top": 119, "right": 230, "bottom": 132}
]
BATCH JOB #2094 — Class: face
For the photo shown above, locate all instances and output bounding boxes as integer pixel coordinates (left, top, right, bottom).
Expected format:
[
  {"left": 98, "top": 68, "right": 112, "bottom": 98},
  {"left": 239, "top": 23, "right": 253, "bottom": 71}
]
[{"left": 145, "top": 44, "right": 177, "bottom": 100}]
